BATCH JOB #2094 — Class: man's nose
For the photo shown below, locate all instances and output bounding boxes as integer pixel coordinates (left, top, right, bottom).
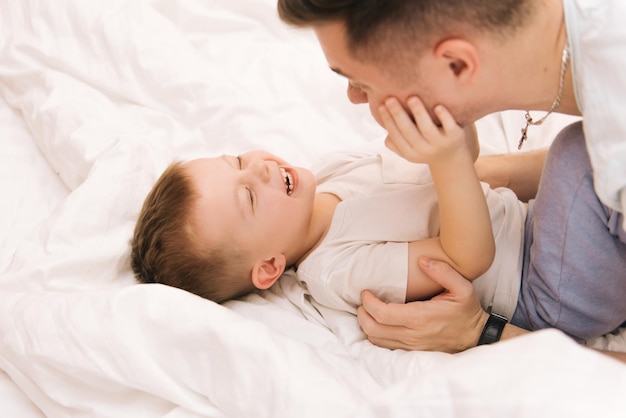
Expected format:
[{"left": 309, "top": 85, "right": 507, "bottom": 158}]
[{"left": 347, "top": 83, "right": 368, "bottom": 104}]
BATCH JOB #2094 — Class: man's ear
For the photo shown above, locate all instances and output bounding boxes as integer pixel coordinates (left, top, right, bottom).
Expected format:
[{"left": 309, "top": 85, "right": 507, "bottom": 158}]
[
  {"left": 433, "top": 38, "right": 479, "bottom": 83},
  {"left": 251, "top": 254, "right": 287, "bottom": 290}
]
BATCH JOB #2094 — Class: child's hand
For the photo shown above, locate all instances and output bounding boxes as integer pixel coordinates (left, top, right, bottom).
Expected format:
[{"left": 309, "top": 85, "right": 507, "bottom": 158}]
[{"left": 380, "top": 96, "right": 468, "bottom": 165}]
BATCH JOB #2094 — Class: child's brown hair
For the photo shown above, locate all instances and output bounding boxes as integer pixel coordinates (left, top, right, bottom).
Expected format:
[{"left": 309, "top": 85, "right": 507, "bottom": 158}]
[{"left": 131, "top": 162, "right": 253, "bottom": 303}]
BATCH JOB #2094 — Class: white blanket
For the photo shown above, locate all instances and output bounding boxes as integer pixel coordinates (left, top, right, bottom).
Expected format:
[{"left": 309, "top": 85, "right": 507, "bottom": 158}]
[{"left": 1, "top": 0, "right": 623, "bottom": 417}]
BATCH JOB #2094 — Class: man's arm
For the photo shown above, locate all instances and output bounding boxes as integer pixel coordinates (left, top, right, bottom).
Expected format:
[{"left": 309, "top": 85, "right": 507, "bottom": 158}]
[
  {"left": 464, "top": 123, "right": 480, "bottom": 162},
  {"left": 358, "top": 257, "right": 492, "bottom": 353},
  {"left": 599, "top": 350, "right": 626, "bottom": 363},
  {"left": 474, "top": 148, "right": 548, "bottom": 202},
  {"left": 357, "top": 258, "right": 626, "bottom": 364}
]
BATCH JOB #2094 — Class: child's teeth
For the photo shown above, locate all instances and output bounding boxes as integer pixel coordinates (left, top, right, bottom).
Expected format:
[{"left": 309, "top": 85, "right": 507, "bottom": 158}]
[{"left": 280, "top": 167, "right": 293, "bottom": 195}]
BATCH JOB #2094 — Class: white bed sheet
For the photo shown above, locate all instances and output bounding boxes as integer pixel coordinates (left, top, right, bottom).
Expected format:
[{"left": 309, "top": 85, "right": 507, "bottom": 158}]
[{"left": 1, "top": 1, "right": 624, "bottom": 417}]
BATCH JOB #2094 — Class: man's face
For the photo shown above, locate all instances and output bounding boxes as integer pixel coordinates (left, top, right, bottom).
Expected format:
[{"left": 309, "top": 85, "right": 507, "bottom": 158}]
[{"left": 314, "top": 21, "right": 471, "bottom": 127}]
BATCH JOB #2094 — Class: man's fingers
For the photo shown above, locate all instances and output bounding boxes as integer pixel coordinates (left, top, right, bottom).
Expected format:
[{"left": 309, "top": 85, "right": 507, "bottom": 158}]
[
  {"left": 357, "top": 300, "right": 413, "bottom": 350},
  {"left": 359, "top": 289, "right": 406, "bottom": 327},
  {"left": 366, "top": 335, "right": 412, "bottom": 351},
  {"left": 418, "top": 258, "right": 472, "bottom": 298}
]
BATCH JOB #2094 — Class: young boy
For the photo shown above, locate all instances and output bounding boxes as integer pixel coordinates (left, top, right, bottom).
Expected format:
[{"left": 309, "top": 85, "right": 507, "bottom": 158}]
[{"left": 131, "top": 98, "right": 526, "bottom": 319}]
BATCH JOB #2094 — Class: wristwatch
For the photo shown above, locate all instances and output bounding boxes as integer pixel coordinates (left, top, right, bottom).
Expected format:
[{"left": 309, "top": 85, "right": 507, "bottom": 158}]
[{"left": 477, "top": 312, "right": 508, "bottom": 345}]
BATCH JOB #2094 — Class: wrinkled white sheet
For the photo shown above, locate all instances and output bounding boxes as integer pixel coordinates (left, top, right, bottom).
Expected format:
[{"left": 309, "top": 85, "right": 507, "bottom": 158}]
[{"left": 1, "top": 0, "right": 623, "bottom": 417}]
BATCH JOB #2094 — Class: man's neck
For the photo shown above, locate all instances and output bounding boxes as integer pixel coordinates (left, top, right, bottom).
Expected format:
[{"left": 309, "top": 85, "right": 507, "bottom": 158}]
[{"left": 485, "top": 0, "right": 579, "bottom": 115}]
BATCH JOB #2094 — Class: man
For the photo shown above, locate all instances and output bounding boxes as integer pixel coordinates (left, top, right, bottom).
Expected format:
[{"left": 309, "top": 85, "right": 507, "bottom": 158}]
[{"left": 277, "top": 0, "right": 626, "bottom": 362}]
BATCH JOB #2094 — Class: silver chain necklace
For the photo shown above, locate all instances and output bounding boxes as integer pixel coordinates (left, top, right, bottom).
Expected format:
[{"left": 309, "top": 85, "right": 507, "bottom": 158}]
[{"left": 518, "top": 44, "right": 570, "bottom": 150}]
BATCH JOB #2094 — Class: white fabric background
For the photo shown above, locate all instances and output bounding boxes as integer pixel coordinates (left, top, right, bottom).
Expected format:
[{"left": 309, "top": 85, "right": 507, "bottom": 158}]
[{"left": 0, "top": 1, "right": 618, "bottom": 417}]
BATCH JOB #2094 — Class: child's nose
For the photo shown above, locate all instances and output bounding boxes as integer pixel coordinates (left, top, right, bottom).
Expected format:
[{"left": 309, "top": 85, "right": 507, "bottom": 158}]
[{"left": 247, "top": 159, "right": 270, "bottom": 183}]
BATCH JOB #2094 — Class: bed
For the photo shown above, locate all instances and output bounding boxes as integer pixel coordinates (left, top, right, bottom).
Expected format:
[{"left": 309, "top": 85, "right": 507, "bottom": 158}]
[{"left": 1, "top": 1, "right": 625, "bottom": 417}]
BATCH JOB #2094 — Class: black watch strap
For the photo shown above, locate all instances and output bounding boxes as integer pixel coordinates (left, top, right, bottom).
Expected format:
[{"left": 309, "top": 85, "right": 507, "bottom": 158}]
[{"left": 477, "top": 312, "right": 508, "bottom": 345}]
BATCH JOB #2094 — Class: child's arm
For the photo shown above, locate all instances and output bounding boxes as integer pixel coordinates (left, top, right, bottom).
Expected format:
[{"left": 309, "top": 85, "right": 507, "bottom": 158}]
[{"left": 380, "top": 97, "right": 495, "bottom": 301}]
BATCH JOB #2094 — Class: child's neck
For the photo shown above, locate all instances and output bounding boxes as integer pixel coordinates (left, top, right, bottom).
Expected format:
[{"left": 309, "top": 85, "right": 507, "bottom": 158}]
[{"left": 294, "top": 192, "right": 341, "bottom": 267}]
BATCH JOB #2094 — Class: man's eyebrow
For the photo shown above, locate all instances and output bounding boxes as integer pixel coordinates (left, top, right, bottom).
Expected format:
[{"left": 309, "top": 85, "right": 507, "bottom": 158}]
[
  {"left": 330, "top": 67, "right": 350, "bottom": 78},
  {"left": 330, "top": 67, "right": 366, "bottom": 87}
]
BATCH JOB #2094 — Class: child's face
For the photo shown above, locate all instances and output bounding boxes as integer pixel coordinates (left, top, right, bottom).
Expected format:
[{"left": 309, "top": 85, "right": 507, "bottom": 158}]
[{"left": 184, "top": 150, "right": 317, "bottom": 265}]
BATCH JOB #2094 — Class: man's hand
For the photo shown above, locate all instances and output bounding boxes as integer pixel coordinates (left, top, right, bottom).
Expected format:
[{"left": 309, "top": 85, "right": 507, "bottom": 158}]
[{"left": 357, "top": 258, "right": 489, "bottom": 353}]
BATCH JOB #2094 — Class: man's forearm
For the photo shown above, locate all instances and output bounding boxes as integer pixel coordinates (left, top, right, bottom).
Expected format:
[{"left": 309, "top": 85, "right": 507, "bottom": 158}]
[
  {"left": 475, "top": 149, "right": 548, "bottom": 202},
  {"left": 500, "top": 323, "right": 531, "bottom": 341},
  {"left": 498, "top": 322, "right": 626, "bottom": 365},
  {"left": 597, "top": 350, "right": 626, "bottom": 364}
]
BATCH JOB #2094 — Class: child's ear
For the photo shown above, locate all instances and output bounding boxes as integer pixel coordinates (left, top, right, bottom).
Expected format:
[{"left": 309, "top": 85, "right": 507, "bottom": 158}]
[{"left": 251, "top": 254, "right": 286, "bottom": 290}]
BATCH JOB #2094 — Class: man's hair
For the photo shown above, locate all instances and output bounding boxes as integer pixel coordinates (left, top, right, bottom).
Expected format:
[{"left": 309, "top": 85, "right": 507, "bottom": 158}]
[
  {"left": 277, "top": 0, "right": 531, "bottom": 61},
  {"left": 130, "top": 162, "right": 253, "bottom": 304}
]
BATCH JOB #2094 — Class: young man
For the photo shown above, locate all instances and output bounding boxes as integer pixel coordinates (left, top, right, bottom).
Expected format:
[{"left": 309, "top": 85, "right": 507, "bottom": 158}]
[{"left": 277, "top": 0, "right": 626, "bottom": 359}]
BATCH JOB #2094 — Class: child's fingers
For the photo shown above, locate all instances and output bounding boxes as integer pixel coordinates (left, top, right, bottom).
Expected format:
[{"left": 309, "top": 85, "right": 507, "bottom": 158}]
[
  {"left": 384, "top": 98, "right": 424, "bottom": 147},
  {"left": 380, "top": 100, "right": 419, "bottom": 155},
  {"left": 384, "top": 134, "right": 400, "bottom": 154},
  {"left": 406, "top": 97, "right": 439, "bottom": 141},
  {"left": 379, "top": 103, "right": 405, "bottom": 149},
  {"left": 433, "top": 105, "right": 459, "bottom": 134}
]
